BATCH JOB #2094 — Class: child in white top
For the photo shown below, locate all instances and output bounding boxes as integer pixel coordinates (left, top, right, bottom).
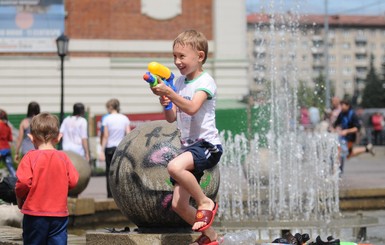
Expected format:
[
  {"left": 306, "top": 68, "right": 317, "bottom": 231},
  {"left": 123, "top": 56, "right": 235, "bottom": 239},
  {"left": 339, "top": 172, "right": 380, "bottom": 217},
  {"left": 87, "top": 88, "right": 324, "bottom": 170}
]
[{"left": 151, "top": 30, "right": 223, "bottom": 245}]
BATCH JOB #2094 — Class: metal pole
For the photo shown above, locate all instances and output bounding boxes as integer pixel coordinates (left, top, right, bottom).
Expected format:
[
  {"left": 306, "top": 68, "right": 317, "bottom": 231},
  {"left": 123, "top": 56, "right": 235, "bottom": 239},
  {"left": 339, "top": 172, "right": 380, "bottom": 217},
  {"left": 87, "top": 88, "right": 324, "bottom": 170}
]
[
  {"left": 324, "top": 0, "right": 330, "bottom": 109},
  {"left": 60, "top": 56, "right": 64, "bottom": 124}
]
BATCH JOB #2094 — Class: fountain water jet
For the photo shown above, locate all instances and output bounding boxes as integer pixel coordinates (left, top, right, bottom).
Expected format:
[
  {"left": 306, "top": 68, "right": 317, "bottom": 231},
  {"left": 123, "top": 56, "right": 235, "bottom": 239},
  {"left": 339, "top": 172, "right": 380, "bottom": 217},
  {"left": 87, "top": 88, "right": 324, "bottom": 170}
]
[{"left": 214, "top": 0, "right": 376, "bottom": 241}]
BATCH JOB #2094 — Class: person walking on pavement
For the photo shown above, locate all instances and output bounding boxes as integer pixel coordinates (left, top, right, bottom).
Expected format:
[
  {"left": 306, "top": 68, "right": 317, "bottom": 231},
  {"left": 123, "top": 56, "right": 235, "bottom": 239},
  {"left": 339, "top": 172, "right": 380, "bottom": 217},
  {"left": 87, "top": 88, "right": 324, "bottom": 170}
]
[
  {"left": 0, "top": 109, "right": 16, "bottom": 177},
  {"left": 14, "top": 101, "right": 40, "bottom": 162},
  {"left": 100, "top": 99, "right": 130, "bottom": 198},
  {"left": 60, "top": 103, "right": 90, "bottom": 161}
]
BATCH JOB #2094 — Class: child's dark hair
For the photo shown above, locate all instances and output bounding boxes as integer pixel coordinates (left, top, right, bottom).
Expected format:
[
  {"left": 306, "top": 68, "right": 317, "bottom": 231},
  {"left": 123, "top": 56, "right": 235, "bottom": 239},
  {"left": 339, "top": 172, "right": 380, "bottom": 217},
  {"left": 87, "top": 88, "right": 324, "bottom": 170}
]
[
  {"left": 30, "top": 112, "right": 60, "bottom": 144},
  {"left": 173, "top": 30, "right": 208, "bottom": 64},
  {"left": 26, "top": 101, "right": 40, "bottom": 118},
  {"left": 0, "top": 109, "right": 8, "bottom": 122},
  {"left": 340, "top": 100, "right": 351, "bottom": 106},
  {"left": 0, "top": 109, "right": 9, "bottom": 128},
  {"left": 73, "top": 103, "right": 85, "bottom": 116}
]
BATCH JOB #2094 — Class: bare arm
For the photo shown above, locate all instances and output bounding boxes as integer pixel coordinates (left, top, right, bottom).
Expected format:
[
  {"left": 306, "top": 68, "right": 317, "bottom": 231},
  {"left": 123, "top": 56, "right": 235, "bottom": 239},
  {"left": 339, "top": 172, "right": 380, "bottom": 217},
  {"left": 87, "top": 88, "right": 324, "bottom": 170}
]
[
  {"left": 14, "top": 119, "right": 27, "bottom": 162},
  {"left": 101, "top": 126, "right": 109, "bottom": 151},
  {"left": 341, "top": 127, "right": 358, "bottom": 136},
  {"left": 81, "top": 138, "right": 90, "bottom": 161},
  {"left": 151, "top": 81, "right": 207, "bottom": 116}
]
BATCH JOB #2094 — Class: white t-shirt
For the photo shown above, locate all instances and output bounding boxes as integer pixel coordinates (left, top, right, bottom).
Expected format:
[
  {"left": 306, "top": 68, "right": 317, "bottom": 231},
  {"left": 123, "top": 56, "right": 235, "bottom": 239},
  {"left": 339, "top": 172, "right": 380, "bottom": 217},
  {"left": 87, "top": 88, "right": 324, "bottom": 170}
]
[
  {"left": 309, "top": 106, "right": 320, "bottom": 125},
  {"left": 102, "top": 113, "right": 130, "bottom": 148},
  {"left": 175, "top": 71, "right": 221, "bottom": 147},
  {"left": 60, "top": 116, "right": 88, "bottom": 157}
]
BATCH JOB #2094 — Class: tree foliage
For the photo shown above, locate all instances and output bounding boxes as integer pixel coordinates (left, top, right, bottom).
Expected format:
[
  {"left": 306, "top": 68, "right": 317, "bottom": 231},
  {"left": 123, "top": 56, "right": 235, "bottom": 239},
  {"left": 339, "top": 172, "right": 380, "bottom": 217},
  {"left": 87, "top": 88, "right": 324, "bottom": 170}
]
[
  {"left": 360, "top": 55, "right": 385, "bottom": 108},
  {"left": 297, "top": 73, "right": 334, "bottom": 114}
]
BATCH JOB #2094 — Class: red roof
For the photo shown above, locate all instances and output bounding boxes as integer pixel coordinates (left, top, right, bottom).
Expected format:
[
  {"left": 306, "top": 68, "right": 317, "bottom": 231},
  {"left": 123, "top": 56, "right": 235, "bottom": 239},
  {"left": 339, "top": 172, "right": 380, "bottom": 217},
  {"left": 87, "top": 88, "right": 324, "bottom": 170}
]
[{"left": 247, "top": 13, "right": 385, "bottom": 27}]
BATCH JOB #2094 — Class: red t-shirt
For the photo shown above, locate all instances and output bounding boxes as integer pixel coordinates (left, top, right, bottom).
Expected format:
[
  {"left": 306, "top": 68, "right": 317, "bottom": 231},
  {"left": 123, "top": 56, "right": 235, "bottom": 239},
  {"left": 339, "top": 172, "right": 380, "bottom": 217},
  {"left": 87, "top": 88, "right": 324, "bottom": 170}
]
[
  {"left": 0, "top": 121, "right": 12, "bottom": 149},
  {"left": 371, "top": 114, "right": 384, "bottom": 131},
  {"left": 15, "top": 150, "right": 79, "bottom": 217}
]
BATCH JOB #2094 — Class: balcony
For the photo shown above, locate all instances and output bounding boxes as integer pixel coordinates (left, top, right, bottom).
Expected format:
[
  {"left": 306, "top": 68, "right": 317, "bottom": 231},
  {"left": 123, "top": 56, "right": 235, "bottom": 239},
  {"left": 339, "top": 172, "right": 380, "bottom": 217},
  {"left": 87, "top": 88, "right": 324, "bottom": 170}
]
[
  {"left": 312, "top": 35, "right": 323, "bottom": 42},
  {"left": 311, "top": 47, "right": 323, "bottom": 54},
  {"left": 355, "top": 36, "right": 367, "bottom": 44},
  {"left": 355, "top": 60, "right": 368, "bottom": 68},
  {"left": 355, "top": 47, "right": 367, "bottom": 54},
  {"left": 355, "top": 72, "right": 367, "bottom": 80},
  {"left": 254, "top": 46, "right": 266, "bottom": 54},
  {"left": 312, "top": 58, "right": 325, "bottom": 67}
]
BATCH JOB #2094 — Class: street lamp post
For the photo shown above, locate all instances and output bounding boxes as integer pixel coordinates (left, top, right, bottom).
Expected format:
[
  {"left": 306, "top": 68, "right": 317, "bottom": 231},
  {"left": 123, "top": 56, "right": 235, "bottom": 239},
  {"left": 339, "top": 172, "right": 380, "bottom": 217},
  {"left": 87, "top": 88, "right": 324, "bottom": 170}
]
[{"left": 56, "top": 34, "right": 69, "bottom": 124}]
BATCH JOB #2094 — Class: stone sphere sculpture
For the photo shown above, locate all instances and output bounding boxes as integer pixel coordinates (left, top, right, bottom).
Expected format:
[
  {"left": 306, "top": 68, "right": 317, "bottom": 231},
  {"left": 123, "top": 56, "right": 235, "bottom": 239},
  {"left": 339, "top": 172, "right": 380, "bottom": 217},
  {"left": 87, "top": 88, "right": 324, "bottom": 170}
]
[
  {"left": 63, "top": 151, "right": 92, "bottom": 197},
  {"left": 109, "top": 120, "right": 220, "bottom": 231}
]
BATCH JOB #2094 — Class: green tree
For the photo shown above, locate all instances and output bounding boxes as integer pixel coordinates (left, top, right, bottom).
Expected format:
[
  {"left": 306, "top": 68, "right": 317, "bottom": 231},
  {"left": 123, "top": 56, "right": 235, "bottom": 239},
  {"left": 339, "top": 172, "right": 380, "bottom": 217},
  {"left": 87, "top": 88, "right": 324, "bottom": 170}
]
[
  {"left": 361, "top": 55, "right": 385, "bottom": 108},
  {"left": 297, "top": 80, "right": 314, "bottom": 108}
]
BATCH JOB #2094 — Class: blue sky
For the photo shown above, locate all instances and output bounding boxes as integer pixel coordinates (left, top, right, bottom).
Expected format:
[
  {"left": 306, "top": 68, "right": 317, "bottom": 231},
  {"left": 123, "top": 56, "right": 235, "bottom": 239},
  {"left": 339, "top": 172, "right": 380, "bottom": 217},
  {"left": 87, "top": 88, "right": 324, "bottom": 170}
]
[{"left": 246, "top": 0, "right": 385, "bottom": 15}]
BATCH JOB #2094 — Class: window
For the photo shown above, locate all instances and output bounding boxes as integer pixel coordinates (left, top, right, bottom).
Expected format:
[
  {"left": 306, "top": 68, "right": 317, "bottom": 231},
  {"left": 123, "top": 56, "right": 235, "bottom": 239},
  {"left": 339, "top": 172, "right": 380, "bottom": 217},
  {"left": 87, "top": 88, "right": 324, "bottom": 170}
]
[
  {"left": 343, "top": 55, "right": 351, "bottom": 62},
  {"left": 344, "top": 80, "right": 352, "bottom": 87},
  {"left": 343, "top": 67, "right": 351, "bottom": 75},
  {"left": 342, "top": 42, "right": 351, "bottom": 49},
  {"left": 357, "top": 29, "right": 364, "bottom": 36},
  {"left": 343, "top": 29, "right": 350, "bottom": 37}
]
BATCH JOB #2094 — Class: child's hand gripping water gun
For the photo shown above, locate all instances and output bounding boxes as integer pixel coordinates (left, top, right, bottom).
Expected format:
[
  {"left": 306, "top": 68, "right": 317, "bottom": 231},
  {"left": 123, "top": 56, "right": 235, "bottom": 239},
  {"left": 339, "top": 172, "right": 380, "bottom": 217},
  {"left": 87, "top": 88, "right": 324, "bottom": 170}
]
[{"left": 143, "top": 62, "right": 176, "bottom": 110}]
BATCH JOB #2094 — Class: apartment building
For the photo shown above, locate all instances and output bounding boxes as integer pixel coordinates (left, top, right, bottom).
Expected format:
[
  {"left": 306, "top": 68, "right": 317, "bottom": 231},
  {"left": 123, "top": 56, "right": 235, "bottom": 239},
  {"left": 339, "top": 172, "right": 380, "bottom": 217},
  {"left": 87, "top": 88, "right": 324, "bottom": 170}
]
[{"left": 247, "top": 13, "right": 385, "bottom": 100}]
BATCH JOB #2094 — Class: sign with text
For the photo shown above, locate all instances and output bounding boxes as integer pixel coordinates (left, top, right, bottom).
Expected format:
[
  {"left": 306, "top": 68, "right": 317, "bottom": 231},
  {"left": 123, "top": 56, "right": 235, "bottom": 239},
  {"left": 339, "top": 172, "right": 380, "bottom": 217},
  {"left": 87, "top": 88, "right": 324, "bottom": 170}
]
[{"left": 0, "top": 0, "right": 64, "bottom": 52}]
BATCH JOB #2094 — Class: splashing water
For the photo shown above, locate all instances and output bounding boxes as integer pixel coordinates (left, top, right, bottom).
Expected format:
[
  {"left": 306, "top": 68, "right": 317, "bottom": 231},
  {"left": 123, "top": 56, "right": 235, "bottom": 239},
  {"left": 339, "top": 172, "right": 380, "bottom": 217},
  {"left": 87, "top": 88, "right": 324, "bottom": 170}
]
[
  {"left": 218, "top": 132, "right": 340, "bottom": 222},
  {"left": 217, "top": 0, "right": 340, "bottom": 225}
]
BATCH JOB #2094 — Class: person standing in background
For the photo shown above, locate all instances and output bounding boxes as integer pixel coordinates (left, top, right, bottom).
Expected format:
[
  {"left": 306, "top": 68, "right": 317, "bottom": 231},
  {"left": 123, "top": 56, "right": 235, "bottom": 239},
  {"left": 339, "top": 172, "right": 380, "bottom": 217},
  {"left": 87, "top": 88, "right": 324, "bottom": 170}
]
[
  {"left": 308, "top": 104, "right": 320, "bottom": 130},
  {"left": 0, "top": 109, "right": 15, "bottom": 177},
  {"left": 60, "top": 103, "right": 90, "bottom": 161},
  {"left": 300, "top": 106, "right": 310, "bottom": 131},
  {"left": 14, "top": 101, "right": 40, "bottom": 162},
  {"left": 328, "top": 96, "right": 341, "bottom": 132},
  {"left": 101, "top": 99, "right": 130, "bottom": 198},
  {"left": 371, "top": 111, "right": 384, "bottom": 145}
]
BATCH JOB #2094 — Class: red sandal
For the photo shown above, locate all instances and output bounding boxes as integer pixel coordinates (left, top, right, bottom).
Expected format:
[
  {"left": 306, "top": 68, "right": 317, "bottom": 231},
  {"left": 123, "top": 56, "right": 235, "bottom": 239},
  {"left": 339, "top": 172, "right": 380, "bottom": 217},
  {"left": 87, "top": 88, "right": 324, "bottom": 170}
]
[
  {"left": 192, "top": 234, "right": 220, "bottom": 245},
  {"left": 193, "top": 202, "right": 218, "bottom": 232}
]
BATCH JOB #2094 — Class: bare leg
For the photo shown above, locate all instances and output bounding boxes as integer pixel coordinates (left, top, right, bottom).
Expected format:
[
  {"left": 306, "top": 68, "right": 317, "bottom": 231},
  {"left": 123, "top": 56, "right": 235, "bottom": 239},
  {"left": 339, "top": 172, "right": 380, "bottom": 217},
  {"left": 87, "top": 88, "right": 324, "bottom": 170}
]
[
  {"left": 350, "top": 146, "right": 366, "bottom": 157},
  {"left": 168, "top": 152, "right": 216, "bottom": 231},
  {"left": 172, "top": 185, "right": 218, "bottom": 245}
]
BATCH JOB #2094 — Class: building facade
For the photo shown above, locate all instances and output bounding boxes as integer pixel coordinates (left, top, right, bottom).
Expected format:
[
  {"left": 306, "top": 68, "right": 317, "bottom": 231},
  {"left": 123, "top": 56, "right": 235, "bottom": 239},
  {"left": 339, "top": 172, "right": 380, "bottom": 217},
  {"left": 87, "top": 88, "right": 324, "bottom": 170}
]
[
  {"left": 0, "top": 0, "right": 248, "bottom": 117},
  {"left": 247, "top": 13, "right": 385, "bottom": 101}
]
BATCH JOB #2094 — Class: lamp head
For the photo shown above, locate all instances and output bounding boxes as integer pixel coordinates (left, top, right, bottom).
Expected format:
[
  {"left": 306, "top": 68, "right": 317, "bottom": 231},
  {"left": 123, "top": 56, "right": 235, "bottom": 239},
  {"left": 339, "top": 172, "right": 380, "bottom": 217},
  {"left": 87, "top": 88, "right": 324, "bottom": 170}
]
[{"left": 56, "top": 34, "right": 69, "bottom": 57}]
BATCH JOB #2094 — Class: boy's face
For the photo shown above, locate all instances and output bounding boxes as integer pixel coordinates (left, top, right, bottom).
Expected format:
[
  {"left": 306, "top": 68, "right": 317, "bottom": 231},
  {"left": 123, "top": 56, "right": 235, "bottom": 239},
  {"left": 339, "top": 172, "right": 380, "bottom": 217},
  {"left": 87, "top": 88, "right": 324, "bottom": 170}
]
[
  {"left": 173, "top": 44, "right": 204, "bottom": 81},
  {"left": 341, "top": 103, "right": 349, "bottom": 112}
]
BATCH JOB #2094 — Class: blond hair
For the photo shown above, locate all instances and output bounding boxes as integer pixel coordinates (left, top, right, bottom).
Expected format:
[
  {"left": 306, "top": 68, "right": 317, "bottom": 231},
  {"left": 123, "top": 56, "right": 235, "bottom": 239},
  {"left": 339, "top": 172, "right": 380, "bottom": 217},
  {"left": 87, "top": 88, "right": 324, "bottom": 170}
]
[
  {"left": 106, "top": 98, "right": 120, "bottom": 113},
  {"left": 173, "top": 30, "right": 208, "bottom": 64},
  {"left": 30, "top": 112, "right": 60, "bottom": 144}
]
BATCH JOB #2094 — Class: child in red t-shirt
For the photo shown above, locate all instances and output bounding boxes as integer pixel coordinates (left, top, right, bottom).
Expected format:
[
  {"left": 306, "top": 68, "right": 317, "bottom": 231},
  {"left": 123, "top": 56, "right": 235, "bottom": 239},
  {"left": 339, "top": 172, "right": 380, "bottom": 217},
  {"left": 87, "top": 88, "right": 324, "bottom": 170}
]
[
  {"left": 16, "top": 112, "right": 79, "bottom": 245},
  {"left": 0, "top": 109, "right": 15, "bottom": 177}
]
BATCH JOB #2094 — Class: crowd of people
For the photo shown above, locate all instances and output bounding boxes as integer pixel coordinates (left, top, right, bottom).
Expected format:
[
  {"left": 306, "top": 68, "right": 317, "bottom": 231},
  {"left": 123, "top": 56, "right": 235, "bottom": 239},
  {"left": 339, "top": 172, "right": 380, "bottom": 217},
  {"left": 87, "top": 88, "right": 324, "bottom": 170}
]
[
  {"left": 0, "top": 98, "right": 132, "bottom": 244},
  {"left": 300, "top": 96, "right": 381, "bottom": 175},
  {"left": 300, "top": 97, "right": 384, "bottom": 146},
  {"left": 1, "top": 98, "right": 133, "bottom": 180}
]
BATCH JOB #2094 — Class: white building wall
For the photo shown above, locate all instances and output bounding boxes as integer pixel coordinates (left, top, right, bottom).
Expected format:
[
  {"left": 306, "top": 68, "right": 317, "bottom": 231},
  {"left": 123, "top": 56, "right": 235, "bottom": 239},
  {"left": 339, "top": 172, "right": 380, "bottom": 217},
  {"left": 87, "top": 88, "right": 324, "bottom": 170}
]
[{"left": 213, "top": 0, "right": 249, "bottom": 100}]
